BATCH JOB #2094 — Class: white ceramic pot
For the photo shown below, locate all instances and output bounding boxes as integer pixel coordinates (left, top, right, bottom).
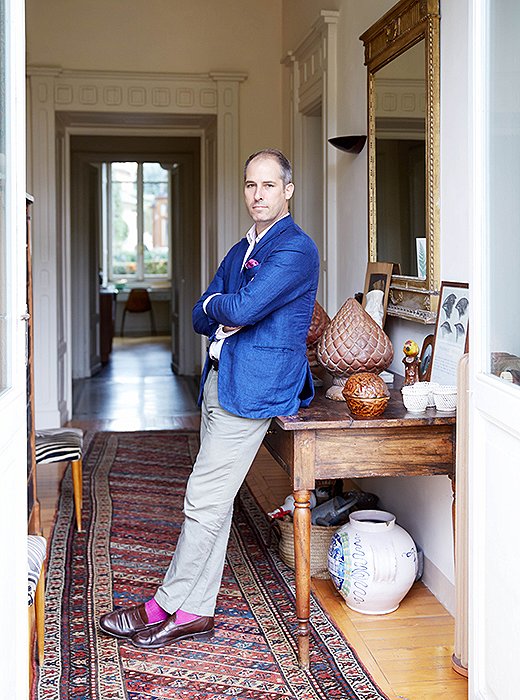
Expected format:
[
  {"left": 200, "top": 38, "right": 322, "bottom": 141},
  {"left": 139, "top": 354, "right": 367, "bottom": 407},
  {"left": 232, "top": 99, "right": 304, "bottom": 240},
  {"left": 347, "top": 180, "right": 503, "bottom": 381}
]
[{"left": 328, "top": 509, "right": 418, "bottom": 614}]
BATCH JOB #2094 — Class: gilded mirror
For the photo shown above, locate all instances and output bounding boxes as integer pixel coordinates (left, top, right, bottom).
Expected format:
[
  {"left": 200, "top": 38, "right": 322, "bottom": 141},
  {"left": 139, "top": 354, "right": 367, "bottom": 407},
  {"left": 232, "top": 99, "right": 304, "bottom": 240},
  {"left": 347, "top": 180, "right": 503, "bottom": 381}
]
[{"left": 360, "top": 0, "right": 440, "bottom": 323}]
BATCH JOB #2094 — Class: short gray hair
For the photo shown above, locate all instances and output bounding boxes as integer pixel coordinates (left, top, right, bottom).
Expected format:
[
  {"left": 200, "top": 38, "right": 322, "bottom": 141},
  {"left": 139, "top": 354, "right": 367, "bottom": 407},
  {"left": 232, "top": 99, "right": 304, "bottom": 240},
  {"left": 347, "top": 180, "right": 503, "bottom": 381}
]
[{"left": 244, "top": 149, "right": 292, "bottom": 186}]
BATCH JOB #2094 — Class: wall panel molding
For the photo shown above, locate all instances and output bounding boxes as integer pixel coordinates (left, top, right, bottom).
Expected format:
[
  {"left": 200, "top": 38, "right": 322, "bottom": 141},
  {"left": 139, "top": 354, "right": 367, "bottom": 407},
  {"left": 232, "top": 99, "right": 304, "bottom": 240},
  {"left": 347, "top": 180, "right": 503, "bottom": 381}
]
[
  {"left": 284, "top": 11, "right": 339, "bottom": 312},
  {"left": 27, "top": 66, "right": 246, "bottom": 425}
]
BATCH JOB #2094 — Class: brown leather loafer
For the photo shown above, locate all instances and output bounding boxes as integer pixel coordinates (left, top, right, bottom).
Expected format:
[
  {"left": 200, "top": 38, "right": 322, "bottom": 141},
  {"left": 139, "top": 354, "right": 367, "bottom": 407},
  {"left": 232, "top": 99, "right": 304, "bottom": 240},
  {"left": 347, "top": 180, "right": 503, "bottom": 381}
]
[
  {"left": 99, "top": 603, "right": 163, "bottom": 639},
  {"left": 130, "top": 614, "right": 214, "bottom": 649}
]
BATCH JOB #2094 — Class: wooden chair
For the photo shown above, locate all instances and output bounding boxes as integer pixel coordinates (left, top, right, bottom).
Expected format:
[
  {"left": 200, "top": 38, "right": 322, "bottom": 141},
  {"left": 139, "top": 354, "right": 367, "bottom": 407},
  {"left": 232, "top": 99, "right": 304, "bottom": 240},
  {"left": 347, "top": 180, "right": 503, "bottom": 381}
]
[
  {"left": 35, "top": 428, "right": 83, "bottom": 531},
  {"left": 120, "top": 288, "right": 156, "bottom": 337},
  {"left": 28, "top": 534, "right": 47, "bottom": 680}
]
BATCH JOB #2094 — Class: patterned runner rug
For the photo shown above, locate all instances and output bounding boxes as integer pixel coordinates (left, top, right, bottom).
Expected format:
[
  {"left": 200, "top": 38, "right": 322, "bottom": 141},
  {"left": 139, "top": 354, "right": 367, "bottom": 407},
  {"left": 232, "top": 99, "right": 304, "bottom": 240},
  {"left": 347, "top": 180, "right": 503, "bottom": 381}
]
[{"left": 36, "top": 431, "right": 388, "bottom": 700}]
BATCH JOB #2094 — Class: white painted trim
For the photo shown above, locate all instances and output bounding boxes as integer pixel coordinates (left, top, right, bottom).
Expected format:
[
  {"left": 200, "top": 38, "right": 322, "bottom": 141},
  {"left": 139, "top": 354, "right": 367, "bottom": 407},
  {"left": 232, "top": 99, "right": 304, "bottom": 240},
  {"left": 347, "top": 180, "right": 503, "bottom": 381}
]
[
  {"left": 468, "top": 1, "right": 487, "bottom": 696},
  {"left": 0, "top": 0, "right": 30, "bottom": 693},
  {"left": 28, "top": 72, "right": 61, "bottom": 427},
  {"left": 211, "top": 75, "right": 244, "bottom": 261},
  {"left": 61, "top": 130, "right": 73, "bottom": 416},
  {"left": 284, "top": 11, "right": 339, "bottom": 313},
  {"left": 26, "top": 66, "right": 246, "bottom": 425},
  {"left": 422, "top": 554, "right": 455, "bottom": 616},
  {"left": 473, "top": 372, "right": 520, "bottom": 440}
]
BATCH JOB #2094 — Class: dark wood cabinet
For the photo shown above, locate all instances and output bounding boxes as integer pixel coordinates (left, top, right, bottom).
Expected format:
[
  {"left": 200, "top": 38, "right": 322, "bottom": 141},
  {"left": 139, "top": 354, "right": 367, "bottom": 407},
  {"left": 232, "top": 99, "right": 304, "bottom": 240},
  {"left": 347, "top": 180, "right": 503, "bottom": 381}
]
[{"left": 99, "top": 289, "right": 117, "bottom": 364}]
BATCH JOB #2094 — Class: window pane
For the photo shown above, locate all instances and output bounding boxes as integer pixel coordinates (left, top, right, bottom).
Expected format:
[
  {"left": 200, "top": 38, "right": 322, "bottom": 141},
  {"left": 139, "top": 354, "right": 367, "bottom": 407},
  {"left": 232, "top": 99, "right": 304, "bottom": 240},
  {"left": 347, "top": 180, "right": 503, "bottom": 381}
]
[
  {"left": 487, "top": 1, "right": 520, "bottom": 388},
  {"left": 111, "top": 162, "right": 137, "bottom": 277},
  {"left": 143, "top": 163, "right": 169, "bottom": 276},
  {"left": 143, "top": 162, "right": 168, "bottom": 182},
  {"left": 0, "top": 0, "right": 8, "bottom": 391}
]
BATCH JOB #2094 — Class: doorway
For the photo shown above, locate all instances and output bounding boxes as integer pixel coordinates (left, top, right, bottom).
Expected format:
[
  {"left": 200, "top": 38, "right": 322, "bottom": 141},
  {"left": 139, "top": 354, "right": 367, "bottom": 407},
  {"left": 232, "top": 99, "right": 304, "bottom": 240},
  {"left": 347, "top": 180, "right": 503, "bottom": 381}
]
[
  {"left": 27, "top": 67, "right": 244, "bottom": 426},
  {"left": 68, "top": 134, "right": 201, "bottom": 386}
]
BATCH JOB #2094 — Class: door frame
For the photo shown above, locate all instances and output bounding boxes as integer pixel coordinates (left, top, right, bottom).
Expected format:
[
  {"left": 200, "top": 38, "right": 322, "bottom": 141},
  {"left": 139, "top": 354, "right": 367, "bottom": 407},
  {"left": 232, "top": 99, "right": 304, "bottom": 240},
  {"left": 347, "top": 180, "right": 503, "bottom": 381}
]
[
  {"left": 27, "top": 67, "right": 245, "bottom": 426},
  {"left": 66, "top": 132, "right": 203, "bottom": 379},
  {"left": 0, "top": 0, "right": 30, "bottom": 693}
]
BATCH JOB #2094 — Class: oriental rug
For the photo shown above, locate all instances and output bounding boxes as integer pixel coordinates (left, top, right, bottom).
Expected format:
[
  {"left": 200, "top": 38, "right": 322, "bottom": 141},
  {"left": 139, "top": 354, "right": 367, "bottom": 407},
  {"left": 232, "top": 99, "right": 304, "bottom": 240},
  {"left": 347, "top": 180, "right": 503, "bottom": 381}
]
[{"left": 35, "top": 430, "right": 388, "bottom": 700}]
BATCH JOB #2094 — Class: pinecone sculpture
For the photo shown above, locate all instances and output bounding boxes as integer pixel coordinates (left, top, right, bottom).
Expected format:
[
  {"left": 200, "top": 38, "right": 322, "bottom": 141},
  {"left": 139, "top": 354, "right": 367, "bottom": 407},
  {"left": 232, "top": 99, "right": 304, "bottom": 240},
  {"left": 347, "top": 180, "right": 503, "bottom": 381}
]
[
  {"left": 306, "top": 301, "right": 331, "bottom": 368},
  {"left": 317, "top": 298, "right": 393, "bottom": 376},
  {"left": 306, "top": 301, "right": 330, "bottom": 347}
]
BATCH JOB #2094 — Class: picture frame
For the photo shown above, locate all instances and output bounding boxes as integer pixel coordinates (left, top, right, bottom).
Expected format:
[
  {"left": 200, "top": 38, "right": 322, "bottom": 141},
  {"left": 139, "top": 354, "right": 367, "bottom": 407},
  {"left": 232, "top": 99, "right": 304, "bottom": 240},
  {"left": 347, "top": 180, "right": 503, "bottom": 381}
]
[
  {"left": 362, "top": 261, "right": 394, "bottom": 327},
  {"left": 418, "top": 333, "right": 434, "bottom": 381},
  {"left": 430, "top": 281, "right": 470, "bottom": 385}
]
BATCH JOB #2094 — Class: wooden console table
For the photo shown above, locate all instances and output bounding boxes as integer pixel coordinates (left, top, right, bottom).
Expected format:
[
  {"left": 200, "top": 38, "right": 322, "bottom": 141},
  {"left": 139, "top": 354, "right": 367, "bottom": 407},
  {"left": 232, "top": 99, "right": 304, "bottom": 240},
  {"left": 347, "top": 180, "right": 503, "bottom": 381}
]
[{"left": 263, "top": 379, "right": 456, "bottom": 669}]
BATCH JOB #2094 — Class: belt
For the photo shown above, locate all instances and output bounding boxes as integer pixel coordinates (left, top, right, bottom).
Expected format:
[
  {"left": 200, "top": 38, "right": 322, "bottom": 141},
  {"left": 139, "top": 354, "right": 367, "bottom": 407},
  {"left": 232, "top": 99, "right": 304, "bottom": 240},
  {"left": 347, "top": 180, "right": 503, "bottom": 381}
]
[{"left": 209, "top": 357, "right": 219, "bottom": 372}]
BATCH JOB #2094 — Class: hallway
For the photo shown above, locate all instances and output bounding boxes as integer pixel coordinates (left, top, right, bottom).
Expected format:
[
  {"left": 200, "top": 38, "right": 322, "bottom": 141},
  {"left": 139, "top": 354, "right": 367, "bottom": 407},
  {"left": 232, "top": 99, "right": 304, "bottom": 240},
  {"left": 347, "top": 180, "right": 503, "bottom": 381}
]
[
  {"left": 71, "top": 336, "right": 200, "bottom": 431},
  {"left": 36, "top": 338, "right": 468, "bottom": 700}
]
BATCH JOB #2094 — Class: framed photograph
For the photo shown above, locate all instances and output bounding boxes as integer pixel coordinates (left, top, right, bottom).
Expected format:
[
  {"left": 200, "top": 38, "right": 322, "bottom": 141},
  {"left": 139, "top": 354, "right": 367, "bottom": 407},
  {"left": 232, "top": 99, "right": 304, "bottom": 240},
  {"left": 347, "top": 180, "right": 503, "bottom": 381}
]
[
  {"left": 362, "top": 262, "right": 394, "bottom": 327},
  {"left": 418, "top": 333, "right": 434, "bottom": 381},
  {"left": 430, "top": 281, "right": 470, "bottom": 385}
]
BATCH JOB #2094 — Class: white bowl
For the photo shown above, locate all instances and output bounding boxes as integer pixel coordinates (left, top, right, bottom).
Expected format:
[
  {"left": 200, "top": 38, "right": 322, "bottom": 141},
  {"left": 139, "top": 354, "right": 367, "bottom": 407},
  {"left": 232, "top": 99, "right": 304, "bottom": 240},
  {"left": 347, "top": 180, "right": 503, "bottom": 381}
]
[
  {"left": 420, "top": 381, "right": 439, "bottom": 407},
  {"left": 433, "top": 385, "right": 457, "bottom": 412},
  {"left": 401, "top": 382, "right": 430, "bottom": 395},
  {"left": 401, "top": 383, "right": 430, "bottom": 412}
]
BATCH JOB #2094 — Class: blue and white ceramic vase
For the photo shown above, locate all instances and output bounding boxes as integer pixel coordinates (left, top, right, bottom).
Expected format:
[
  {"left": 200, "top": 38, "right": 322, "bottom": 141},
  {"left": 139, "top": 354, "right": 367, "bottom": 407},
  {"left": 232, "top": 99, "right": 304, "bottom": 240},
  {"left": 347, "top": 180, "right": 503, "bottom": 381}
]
[{"left": 328, "top": 509, "right": 418, "bottom": 614}]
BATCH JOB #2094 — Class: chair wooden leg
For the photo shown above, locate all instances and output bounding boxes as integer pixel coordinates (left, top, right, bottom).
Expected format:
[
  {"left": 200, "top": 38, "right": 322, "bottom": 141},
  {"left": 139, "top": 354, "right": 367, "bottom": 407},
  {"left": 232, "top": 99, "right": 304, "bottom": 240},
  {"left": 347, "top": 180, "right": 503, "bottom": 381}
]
[
  {"left": 71, "top": 459, "right": 83, "bottom": 531},
  {"left": 28, "top": 603, "right": 35, "bottom": 689},
  {"left": 34, "top": 566, "right": 45, "bottom": 666}
]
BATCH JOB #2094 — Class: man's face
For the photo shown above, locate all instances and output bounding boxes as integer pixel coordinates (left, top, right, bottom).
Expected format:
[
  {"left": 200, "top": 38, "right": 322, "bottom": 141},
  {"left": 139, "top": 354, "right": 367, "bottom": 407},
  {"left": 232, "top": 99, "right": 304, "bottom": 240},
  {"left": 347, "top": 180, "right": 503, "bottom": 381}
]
[{"left": 244, "top": 156, "right": 294, "bottom": 235}]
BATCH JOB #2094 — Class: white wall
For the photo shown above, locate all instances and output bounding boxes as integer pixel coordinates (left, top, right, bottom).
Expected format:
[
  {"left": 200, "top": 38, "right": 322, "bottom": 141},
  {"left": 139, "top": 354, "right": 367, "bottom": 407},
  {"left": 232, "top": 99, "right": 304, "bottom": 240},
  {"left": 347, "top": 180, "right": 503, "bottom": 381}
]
[
  {"left": 26, "top": 1, "right": 286, "bottom": 423},
  {"left": 26, "top": 0, "right": 284, "bottom": 235},
  {"left": 282, "top": 0, "right": 471, "bottom": 612},
  {"left": 25, "top": 0, "right": 472, "bottom": 611}
]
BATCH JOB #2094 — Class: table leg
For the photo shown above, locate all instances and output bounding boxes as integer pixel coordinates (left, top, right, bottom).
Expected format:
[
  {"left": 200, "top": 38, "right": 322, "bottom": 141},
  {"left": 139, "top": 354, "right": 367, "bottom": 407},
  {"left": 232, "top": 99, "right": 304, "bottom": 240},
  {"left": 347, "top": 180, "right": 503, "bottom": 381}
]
[{"left": 293, "top": 488, "right": 312, "bottom": 669}]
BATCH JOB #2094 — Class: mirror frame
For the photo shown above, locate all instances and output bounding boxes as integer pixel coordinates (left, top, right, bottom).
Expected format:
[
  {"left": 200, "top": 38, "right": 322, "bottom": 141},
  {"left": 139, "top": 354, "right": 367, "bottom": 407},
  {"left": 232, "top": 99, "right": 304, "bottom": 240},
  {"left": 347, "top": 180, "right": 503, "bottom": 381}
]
[{"left": 360, "top": 0, "right": 440, "bottom": 323}]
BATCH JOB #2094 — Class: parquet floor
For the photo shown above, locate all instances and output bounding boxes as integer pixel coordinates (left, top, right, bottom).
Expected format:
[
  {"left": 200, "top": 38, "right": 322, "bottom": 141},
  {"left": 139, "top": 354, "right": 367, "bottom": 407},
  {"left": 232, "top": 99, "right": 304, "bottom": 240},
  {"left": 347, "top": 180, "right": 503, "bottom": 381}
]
[{"left": 37, "top": 337, "right": 468, "bottom": 700}]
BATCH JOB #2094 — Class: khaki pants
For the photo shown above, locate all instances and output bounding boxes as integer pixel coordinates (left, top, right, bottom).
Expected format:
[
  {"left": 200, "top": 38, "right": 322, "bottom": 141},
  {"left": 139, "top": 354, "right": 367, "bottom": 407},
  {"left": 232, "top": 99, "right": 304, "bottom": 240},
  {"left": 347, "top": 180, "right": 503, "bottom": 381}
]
[{"left": 154, "top": 368, "right": 271, "bottom": 616}]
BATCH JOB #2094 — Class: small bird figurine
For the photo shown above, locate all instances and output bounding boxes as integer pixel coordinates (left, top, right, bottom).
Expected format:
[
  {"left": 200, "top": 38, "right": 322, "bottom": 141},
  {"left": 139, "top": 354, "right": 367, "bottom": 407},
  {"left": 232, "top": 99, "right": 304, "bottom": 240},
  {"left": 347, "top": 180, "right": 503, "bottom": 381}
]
[
  {"left": 402, "top": 339, "right": 420, "bottom": 385},
  {"left": 403, "top": 339, "right": 420, "bottom": 357}
]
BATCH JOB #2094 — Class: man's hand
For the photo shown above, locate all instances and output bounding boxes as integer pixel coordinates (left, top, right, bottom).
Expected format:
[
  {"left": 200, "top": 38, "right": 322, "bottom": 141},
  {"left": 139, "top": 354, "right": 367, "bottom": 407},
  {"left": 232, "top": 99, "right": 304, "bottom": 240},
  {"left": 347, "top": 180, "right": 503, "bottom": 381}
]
[{"left": 223, "top": 325, "right": 242, "bottom": 333}]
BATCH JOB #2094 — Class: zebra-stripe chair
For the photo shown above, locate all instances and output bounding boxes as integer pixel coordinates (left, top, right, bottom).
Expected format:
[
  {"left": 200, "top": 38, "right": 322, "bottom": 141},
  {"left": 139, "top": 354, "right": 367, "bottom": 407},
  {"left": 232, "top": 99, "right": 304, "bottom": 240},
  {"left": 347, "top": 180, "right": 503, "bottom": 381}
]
[
  {"left": 35, "top": 428, "right": 84, "bottom": 531},
  {"left": 28, "top": 534, "right": 47, "bottom": 669}
]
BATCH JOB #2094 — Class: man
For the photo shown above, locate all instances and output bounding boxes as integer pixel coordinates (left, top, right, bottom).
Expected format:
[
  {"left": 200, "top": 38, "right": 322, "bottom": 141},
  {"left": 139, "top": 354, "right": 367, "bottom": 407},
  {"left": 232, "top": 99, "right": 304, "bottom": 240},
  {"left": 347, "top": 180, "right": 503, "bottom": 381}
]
[{"left": 99, "top": 148, "right": 319, "bottom": 649}]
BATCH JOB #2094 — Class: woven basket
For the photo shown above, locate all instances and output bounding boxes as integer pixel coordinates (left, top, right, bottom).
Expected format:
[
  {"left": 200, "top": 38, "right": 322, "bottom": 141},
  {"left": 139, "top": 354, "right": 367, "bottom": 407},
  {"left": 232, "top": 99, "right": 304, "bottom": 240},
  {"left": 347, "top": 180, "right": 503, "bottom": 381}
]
[{"left": 273, "top": 517, "right": 338, "bottom": 579}]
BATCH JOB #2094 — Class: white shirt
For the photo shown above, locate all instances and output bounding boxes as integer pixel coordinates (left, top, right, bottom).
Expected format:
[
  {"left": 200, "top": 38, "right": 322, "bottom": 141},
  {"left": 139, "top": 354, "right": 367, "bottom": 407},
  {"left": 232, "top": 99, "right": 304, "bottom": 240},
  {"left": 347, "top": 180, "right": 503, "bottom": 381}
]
[{"left": 204, "top": 214, "right": 289, "bottom": 361}]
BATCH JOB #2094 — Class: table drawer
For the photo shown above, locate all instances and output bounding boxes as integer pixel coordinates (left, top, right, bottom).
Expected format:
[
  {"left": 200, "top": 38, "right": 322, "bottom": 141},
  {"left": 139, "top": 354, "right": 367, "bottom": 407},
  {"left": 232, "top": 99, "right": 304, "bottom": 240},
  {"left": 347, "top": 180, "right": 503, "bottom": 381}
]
[{"left": 314, "top": 424, "right": 455, "bottom": 478}]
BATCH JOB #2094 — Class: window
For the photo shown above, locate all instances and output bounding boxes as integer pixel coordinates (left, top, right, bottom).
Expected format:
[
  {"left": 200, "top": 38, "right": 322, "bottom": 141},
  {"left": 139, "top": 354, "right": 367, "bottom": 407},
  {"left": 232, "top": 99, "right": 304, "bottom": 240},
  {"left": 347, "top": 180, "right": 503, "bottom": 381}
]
[{"left": 107, "top": 161, "right": 170, "bottom": 281}]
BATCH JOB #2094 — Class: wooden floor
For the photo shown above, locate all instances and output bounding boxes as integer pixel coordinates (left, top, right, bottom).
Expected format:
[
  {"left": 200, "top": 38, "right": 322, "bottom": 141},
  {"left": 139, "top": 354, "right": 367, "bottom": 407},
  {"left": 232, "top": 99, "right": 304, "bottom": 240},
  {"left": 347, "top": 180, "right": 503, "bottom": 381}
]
[{"left": 37, "top": 337, "right": 467, "bottom": 700}]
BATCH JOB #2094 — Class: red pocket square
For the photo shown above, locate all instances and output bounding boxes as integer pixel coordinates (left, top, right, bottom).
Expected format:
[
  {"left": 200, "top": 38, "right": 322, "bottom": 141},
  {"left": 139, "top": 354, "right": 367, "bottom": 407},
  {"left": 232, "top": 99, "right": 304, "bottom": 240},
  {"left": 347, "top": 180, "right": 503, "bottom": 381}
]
[{"left": 245, "top": 259, "right": 259, "bottom": 269}]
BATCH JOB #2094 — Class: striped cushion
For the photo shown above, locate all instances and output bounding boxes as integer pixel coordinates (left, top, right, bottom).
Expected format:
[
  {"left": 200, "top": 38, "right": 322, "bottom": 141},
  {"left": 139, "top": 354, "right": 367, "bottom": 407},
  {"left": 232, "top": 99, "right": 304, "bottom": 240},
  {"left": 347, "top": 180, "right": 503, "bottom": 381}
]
[
  {"left": 28, "top": 535, "right": 47, "bottom": 606},
  {"left": 35, "top": 428, "right": 83, "bottom": 464}
]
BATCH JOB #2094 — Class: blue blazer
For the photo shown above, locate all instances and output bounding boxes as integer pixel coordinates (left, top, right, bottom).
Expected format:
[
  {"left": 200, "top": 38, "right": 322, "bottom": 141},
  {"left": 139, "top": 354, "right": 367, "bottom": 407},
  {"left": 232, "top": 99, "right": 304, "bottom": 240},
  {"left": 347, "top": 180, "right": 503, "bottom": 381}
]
[{"left": 192, "top": 215, "right": 320, "bottom": 419}]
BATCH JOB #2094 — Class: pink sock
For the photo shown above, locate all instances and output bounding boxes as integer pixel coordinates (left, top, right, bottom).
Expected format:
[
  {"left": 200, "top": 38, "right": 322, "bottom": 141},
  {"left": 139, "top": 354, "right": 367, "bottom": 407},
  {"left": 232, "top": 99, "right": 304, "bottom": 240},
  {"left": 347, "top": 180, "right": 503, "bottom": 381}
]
[
  {"left": 175, "top": 609, "right": 201, "bottom": 625},
  {"left": 144, "top": 598, "right": 169, "bottom": 623}
]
